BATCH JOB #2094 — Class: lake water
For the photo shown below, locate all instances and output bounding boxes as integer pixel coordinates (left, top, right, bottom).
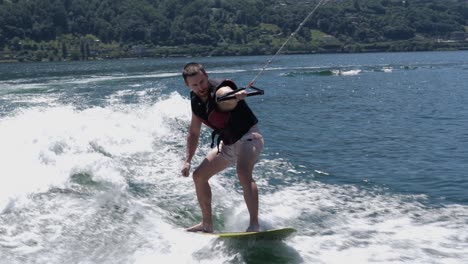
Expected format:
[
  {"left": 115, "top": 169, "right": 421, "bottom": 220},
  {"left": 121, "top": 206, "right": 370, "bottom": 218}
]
[{"left": 0, "top": 51, "right": 467, "bottom": 263}]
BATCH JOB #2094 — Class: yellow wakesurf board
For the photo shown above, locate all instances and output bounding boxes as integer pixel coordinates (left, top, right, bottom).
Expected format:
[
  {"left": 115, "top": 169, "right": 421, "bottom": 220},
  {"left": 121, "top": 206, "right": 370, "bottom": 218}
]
[{"left": 206, "top": 227, "right": 296, "bottom": 240}]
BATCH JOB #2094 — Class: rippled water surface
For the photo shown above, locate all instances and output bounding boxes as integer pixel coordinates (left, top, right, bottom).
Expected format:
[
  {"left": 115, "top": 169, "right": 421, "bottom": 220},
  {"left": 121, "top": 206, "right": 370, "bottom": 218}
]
[{"left": 1, "top": 51, "right": 467, "bottom": 263}]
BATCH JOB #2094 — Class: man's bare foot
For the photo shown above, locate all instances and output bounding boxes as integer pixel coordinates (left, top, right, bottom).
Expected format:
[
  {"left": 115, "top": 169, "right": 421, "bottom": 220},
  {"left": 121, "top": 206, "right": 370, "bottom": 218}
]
[
  {"left": 186, "top": 222, "right": 214, "bottom": 233},
  {"left": 246, "top": 224, "right": 260, "bottom": 232}
]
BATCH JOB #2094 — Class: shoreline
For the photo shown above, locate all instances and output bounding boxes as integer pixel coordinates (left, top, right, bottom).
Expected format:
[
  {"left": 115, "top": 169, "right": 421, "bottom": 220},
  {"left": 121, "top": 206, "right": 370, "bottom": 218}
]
[{"left": 1, "top": 42, "right": 467, "bottom": 64}]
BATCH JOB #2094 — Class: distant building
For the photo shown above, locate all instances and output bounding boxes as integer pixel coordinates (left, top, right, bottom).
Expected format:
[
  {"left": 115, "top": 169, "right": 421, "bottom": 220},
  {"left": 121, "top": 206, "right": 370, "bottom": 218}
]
[
  {"left": 449, "top": 31, "right": 468, "bottom": 42},
  {"left": 131, "top": 45, "right": 146, "bottom": 56}
]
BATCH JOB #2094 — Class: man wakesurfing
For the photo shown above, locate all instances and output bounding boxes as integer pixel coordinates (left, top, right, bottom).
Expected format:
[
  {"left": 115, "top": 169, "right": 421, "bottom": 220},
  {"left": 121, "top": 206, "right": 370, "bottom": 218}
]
[{"left": 181, "top": 62, "right": 264, "bottom": 233}]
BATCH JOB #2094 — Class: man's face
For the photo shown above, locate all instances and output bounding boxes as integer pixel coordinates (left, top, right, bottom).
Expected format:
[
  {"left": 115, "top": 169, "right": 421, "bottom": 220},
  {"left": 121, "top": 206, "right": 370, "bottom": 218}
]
[{"left": 185, "top": 71, "right": 209, "bottom": 100}]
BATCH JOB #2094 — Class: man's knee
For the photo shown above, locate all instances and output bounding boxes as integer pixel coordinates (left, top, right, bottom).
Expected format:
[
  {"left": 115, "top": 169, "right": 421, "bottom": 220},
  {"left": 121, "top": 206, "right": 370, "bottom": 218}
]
[
  {"left": 192, "top": 168, "right": 209, "bottom": 184},
  {"left": 192, "top": 168, "right": 202, "bottom": 182},
  {"left": 237, "top": 172, "right": 254, "bottom": 187}
]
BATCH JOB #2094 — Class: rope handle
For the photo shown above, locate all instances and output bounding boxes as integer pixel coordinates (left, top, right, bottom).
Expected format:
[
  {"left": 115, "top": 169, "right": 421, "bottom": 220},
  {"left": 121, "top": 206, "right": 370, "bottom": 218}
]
[{"left": 216, "top": 86, "right": 264, "bottom": 102}]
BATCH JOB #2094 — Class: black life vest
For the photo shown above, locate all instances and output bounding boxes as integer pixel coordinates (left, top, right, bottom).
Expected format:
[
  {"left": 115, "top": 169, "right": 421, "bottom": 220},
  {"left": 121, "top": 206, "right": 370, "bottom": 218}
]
[{"left": 191, "top": 79, "right": 258, "bottom": 149}]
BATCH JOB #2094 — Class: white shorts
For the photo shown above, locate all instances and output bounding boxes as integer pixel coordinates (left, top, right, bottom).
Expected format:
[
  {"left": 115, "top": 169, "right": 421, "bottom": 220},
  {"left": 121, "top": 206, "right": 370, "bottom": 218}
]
[{"left": 218, "top": 125, "right": 264, "bottom": 164}]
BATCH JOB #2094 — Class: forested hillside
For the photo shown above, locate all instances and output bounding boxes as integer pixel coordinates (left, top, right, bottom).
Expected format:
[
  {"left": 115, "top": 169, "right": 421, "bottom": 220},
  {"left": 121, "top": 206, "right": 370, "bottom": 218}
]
[{"left": 0, "top": 0, "right": 467, "bottom": 62}]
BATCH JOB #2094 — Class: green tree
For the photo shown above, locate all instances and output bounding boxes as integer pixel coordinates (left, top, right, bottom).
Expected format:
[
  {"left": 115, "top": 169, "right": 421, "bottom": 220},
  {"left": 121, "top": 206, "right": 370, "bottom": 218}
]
[
  {"left": 354, "top": 0, "right": 361, "bottom": 11},
  {"left": 61, "top": 42, "right": 68, "bottom": 59},
  {"left": 383, "top": 25, "right": 415, "bottom": 40}
]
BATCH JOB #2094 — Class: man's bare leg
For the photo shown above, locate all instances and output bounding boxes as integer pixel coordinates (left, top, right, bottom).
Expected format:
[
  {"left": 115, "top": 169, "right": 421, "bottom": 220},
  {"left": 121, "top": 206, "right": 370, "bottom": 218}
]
[
  {"left": 242, "top": 180, "right": 260, "bottom": 232},
  {"left": 237, "top": 132, "right": 264, "bottom": 232},
  {"left": 186, "top": 148, "right": 230, "bottom": 233}
]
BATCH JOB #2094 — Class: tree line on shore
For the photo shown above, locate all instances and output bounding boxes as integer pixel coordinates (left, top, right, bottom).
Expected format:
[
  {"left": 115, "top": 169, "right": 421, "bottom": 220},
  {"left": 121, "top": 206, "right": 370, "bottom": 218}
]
[{"left": 0, "top": 0, "right": 467, "bottom": 62}]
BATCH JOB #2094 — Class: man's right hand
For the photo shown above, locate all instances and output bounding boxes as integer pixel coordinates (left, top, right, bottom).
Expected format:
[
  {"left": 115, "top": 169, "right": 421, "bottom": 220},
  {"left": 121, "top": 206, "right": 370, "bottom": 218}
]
[{"left": 181, "top": 162, "right": 191, "bottom": 177}]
